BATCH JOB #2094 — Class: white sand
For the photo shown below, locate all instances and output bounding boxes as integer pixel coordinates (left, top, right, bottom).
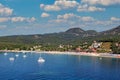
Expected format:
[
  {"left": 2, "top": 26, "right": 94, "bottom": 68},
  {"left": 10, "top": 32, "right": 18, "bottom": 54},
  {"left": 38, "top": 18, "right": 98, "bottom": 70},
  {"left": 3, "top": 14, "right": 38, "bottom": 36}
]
[{"left": 1, "top": 50, "right": 120, "bottom": 58}]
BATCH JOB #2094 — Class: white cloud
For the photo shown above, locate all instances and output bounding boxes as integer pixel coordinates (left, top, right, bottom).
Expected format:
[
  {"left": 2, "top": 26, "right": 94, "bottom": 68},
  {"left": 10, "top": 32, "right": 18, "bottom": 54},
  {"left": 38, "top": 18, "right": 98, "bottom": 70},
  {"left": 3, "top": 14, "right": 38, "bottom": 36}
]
[
  {"left": 110, "top": 17, "right": 120, "bottom": 21},
  {"left": 0, "top": 17, "right": 36, "bottom": 23},
  {"left": 81, "top": 0, "right": 120, "bottom": 6},
  {"left": 11, "top": 17, "right": 26, "bottom": 22},
  {"left": 0, "top": 17, "right": 10, "bottom": 22},
  {"left": 57, "top": 13, "right": 95, "bottom": 21},
  {"left": 41, "top": 12, "right": 50, "bottom": 17},
  {"left": 26, "top": 17, "right": 36, "bottom": 22},
  {"left": 54, "top": 0, "right": 79, "bottom": 8},
  {"left": 57, "top": 13, "right": 80, "bottom": 19},
  {"left": 40, "top": 0, "right": 105, "bottom": 12},
  {"left": 11, "top": 17, "right": 36, "bottom": 22},
  {"left": 88, "top": 6, "right": 105, "bottom": 11},
  {"left": 51, "top": 13, "right": 95, "bottom": 24},
  {"left": 0, "top": 3, "right": 13, "bottom": 16},
  {"left": 29, "top": 17, "right": 36, "bottom": 22},
  {"left": 81, "top": 16, "right": 95, "bottom": 21},
  {"left": 40, "top": 0, "right": 79, "bottom": 11},
  {"left": 0, "top": 3, "right": 36, "bottom": 23},
  {"left": 49, "top": 13, "right": 120, "bottom": 31},
  {"left": 77, "top": 4, "right": 105, "bottom": 12},
  {"left": 43, "top": 5, "right": 61, "bottom": 11},
  {"left": 40, "top": 4, "right": 45, "bottom": 8}
]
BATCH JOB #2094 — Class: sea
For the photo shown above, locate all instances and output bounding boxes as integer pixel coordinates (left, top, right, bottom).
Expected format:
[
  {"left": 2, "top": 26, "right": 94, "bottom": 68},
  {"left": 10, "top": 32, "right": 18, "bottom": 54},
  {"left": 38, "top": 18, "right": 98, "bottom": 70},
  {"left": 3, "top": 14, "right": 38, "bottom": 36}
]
[{"left": 0, "top": 52, "right": 120, "bottom": 80}]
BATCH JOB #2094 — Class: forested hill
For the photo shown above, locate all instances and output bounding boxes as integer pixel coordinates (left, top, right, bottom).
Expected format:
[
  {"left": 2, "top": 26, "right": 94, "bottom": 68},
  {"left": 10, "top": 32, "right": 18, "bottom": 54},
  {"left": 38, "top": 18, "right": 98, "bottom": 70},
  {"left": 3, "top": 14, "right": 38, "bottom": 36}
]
[
  {"left": 100, "top": 25, "right": 120, "bottom": 35},
  {"left": 0, "top": 25, "right": 120, "bottom": 46}
]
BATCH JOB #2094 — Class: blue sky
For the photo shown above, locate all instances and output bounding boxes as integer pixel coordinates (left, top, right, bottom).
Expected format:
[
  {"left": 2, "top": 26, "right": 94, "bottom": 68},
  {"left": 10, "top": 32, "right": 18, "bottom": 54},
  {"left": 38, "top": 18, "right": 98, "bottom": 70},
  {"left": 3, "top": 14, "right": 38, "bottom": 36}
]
[{"left": 0, "top": 0, "right": 120, "bottom": 36}]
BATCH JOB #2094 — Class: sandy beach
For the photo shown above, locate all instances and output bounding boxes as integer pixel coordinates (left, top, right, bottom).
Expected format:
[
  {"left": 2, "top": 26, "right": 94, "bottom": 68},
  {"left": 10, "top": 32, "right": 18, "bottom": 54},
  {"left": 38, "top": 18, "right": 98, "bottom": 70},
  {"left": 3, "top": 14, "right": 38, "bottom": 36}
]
[
  {"left": 37, "top": 51, "right": 120, "bottom": 59},
  {"left": 1, "top": 50, "right": 120, "bottom": 59}
]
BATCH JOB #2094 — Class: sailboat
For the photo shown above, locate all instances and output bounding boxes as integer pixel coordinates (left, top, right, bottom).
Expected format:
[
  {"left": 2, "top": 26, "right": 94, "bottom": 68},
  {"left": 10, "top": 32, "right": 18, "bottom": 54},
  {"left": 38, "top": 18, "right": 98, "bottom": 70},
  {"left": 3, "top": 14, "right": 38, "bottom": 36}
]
[
  {"left": 4, "top": 48, "right": 8, "bottom": 56},
  {"left": 23, "top": 54, "right": 27, "bottom": 58},
  {"left": 4, "top": 52, "right": 8, "bottom": 56},
  {"left": 38, "top": 53, "right": 45, "bottom": 63},
  {"left": 23, "top": 52, "right": 27, "bottom": 58},
  {"left": 9, "top": 57, "right": 15, "bottom": 61},
  {"left": 15, "top": 54, "right": 19, "bottom": 57},
  {"left": 9, "top": 53, "right": 15, "bottom": 61}
]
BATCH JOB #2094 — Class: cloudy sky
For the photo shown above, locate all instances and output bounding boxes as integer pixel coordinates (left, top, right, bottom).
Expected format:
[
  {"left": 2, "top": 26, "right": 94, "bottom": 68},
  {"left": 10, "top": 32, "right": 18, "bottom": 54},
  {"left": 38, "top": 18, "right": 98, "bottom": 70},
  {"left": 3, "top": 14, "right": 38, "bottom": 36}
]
[{"left": 0, "top": 0, "right": 120, "bottom": 36}]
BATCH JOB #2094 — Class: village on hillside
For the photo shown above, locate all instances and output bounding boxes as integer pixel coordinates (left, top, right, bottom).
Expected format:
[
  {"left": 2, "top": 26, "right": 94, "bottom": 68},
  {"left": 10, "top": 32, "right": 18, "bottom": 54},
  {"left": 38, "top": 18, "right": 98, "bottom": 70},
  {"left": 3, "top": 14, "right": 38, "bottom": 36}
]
[{"left": 1, "top": 41, "right": 120, "bottom": 54}]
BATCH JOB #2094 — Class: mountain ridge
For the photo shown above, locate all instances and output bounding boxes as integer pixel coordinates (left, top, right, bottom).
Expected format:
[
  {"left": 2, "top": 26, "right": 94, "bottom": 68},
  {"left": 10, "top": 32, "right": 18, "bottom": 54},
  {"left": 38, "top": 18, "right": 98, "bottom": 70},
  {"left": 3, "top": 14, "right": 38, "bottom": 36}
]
[
  {"left": 0, "top": 25, "right": 119, "bottom": 45},
  {"left": 1, "top": 25, "right": 119, "bottom": 37}
]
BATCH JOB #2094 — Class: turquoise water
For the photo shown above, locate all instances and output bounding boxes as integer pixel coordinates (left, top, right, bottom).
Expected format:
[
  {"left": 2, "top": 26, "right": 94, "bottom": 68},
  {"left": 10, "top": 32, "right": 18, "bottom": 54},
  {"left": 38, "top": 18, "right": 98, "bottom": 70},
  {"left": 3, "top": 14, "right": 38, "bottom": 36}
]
[{"left": 0, "top": 52, "right": 120, "bottom": 80}]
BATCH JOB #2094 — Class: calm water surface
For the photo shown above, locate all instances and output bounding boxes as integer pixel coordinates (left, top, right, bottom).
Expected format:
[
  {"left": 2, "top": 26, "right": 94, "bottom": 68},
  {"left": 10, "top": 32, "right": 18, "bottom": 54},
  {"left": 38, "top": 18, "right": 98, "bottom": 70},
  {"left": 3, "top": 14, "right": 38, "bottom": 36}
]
[{"left": 0, "top": 52, "right": 120, "bottom": 80}]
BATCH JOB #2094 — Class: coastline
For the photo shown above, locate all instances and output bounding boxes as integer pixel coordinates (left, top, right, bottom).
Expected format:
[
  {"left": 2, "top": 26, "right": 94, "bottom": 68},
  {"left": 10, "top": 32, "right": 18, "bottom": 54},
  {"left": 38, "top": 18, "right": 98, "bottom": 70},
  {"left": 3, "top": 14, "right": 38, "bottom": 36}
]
[
  {"left": 0, "top": 50, "right": 120, "bottom": 59},
  {"left": 39, "top": 51, "right": 120, "bottom": 59}
]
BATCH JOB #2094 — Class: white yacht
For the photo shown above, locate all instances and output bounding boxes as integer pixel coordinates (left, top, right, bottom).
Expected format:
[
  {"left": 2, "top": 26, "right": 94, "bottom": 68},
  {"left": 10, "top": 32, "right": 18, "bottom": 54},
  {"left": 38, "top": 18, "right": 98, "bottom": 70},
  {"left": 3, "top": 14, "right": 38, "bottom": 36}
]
[
  {"left": 15, "top": 54, "right": 19, "bottom": 57},
  {"left": 4, "top": 52, "right": 8, "bottom": 56},
  {"left": 38, "top": 53, "right": 45, "bottom": 63},
  {"left": 9, "top": 57, "right": 15, "bottom": 61},
  {"left": 23, "top": 55, "right": 27, "bottom": 58},
  {"left": 38, "top": 57, "right": 45, "bottom": 63}
]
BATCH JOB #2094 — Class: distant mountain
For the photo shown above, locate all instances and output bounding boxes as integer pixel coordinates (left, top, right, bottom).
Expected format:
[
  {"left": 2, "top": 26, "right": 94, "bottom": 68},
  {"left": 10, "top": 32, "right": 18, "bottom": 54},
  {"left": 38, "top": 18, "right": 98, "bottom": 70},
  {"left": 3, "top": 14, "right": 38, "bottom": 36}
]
[
  {"left": 64, "top": 28, "right": 98, "bottom": 37},
  {"left": 0, "top": 25, "right": 119, "bottom": 45},
  {"left": 65, "top": 28, "right": 85, "bottom": 34},
  {"left": 86, "top": 30, "right": 98, "bottom": 35},
  {"left": 65, "top": 25, "right": 120, "bottom": 36},
  {"left": 101, "top": 25, "right": 120, "bottom": 35}
]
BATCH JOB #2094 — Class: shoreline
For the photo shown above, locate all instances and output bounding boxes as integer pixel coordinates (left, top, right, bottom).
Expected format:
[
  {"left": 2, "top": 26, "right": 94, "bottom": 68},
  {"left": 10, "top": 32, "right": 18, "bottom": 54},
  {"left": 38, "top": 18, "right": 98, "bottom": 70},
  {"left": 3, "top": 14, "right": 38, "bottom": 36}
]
[
  {"left": 0, "top": 50, "right": 120, "bottom": 59},
  {"left": 40, "top": 51, "right": 120, "bottom": 59}
]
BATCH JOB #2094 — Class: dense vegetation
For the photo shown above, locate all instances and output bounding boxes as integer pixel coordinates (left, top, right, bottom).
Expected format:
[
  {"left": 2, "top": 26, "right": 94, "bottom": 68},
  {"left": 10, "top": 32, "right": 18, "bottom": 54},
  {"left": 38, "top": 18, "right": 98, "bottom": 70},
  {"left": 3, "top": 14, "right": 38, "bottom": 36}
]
[{"left": 0, "top": 25, "right": 120, "bottom": 54}]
